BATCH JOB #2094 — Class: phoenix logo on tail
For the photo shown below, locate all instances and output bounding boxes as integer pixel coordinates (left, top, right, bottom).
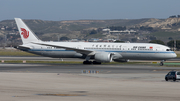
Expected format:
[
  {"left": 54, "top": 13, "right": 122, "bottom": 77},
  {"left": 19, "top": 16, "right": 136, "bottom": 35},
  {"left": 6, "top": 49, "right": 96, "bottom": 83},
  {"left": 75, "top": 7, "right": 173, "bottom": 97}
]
[{"left": 21, "top": 28, "right": 29, "bottom": 39}]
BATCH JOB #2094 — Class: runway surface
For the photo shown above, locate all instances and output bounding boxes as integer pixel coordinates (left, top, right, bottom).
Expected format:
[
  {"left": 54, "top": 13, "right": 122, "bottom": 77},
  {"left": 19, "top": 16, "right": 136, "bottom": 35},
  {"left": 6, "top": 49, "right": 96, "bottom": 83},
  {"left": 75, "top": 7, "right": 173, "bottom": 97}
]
[
  {"left": 1, "top": 58, "right": 180, "bottom": 101},
  {"left": 0, "top": 63, "right": 179, "bottom": 74}
]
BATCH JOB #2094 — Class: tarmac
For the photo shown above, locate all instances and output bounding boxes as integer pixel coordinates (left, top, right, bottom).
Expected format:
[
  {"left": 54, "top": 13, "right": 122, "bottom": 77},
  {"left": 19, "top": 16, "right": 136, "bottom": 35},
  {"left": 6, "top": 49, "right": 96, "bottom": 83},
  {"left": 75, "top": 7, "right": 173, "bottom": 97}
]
[{"left": 0, "top": 58, "right": 180, "bottom": 101}]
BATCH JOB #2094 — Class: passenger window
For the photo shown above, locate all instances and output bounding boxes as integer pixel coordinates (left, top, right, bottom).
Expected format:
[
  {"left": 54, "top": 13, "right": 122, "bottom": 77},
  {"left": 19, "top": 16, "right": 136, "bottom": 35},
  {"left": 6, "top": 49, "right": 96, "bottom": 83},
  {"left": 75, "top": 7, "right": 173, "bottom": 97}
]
[{"left": 177, "top": 72, "right": 180, "bottom": 75}]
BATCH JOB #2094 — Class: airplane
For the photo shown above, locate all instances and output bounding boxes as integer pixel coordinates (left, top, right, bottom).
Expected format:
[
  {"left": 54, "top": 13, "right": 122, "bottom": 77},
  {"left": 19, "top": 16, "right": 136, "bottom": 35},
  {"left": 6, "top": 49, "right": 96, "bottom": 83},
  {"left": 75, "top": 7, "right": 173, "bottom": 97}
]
[{"left": 14, "top": 18, "right": 177, "bottom": 65}]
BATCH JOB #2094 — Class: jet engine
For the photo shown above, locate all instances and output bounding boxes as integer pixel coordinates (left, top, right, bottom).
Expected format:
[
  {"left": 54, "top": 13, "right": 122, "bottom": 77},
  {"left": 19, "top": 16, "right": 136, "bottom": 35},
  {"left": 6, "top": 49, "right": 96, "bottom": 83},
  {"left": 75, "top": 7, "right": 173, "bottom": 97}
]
[{"left": 94, "top": 52, "right": 113, "bottom": 62}]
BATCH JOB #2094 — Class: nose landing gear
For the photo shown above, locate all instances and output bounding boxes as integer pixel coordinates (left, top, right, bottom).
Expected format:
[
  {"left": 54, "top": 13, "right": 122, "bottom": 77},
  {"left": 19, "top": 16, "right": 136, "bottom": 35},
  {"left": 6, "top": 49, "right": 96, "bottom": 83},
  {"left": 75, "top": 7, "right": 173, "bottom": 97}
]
[{"left": 160, "top": 60, "right": 166, "bottom": 66}]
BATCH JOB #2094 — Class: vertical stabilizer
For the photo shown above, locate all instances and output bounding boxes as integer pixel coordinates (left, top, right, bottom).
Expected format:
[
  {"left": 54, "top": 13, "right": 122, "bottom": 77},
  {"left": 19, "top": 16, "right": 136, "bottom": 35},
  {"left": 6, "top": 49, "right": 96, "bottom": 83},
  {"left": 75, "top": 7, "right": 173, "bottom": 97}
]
[{"left": 15, "top": 18, "right": 41, "bottom": 44}]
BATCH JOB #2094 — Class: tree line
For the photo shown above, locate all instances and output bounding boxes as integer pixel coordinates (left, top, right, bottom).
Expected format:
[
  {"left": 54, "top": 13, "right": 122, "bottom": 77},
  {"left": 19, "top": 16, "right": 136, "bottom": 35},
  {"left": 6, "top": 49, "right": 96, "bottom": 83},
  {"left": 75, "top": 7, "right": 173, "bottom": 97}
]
[{"left": 169, "top": 15, "right": 180, "bottom": 18}]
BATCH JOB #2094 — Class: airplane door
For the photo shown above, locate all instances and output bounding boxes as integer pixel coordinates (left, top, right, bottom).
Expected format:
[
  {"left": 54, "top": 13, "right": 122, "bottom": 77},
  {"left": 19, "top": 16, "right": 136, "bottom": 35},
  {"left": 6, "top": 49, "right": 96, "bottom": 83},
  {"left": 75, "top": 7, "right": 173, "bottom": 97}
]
[
  {"left": 122, "top": 46, "right": 127, "bottom": 52},
  {"left": 122, "top": 46, "right": 127, "bottom": 57},
  {"left": 155, "top": 47, "right": 160, "bottom": 53}
]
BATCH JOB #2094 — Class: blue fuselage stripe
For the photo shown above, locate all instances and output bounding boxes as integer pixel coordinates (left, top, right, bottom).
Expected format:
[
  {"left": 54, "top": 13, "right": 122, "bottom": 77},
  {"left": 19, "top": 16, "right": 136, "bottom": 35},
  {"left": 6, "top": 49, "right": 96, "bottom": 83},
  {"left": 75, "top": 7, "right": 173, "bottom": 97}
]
[{"left": 28, "top": 49, "right": 175, "bottom": 54}]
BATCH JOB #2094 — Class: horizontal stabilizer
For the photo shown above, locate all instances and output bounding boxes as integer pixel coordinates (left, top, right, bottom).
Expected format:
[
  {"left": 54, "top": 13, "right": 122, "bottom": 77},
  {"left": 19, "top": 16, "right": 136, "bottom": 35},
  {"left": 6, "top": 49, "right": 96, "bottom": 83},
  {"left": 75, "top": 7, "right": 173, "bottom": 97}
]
[{"left": 15, "top": 45, "right": 32, "bottom": 50}]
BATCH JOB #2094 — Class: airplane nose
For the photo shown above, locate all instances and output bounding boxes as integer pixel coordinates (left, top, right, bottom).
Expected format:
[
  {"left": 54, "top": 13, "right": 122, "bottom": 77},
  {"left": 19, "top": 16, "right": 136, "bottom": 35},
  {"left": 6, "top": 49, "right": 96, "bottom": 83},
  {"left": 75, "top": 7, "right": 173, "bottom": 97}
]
[
  {"left": 174, "top": 53, "right": 177, "bottom": 58},
  {"left": 172, "top": 53, "right": 177, "bottom": 58}
]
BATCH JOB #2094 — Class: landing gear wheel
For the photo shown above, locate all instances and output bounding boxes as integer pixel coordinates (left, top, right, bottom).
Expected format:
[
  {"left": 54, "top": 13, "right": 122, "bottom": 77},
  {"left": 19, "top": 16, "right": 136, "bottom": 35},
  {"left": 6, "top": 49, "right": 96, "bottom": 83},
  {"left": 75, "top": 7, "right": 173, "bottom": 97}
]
[
  {"left": 160, "top": 62, "right": 164, "bottom": 66},
  {"left": 83, "top": 61, "right": 92, "bottom": 64},
  {"left": 92, "top": 61, "right": 101, "bottom": 65},
  {"left": 160, "top": 60, "right": 166, "bottom": 66}
]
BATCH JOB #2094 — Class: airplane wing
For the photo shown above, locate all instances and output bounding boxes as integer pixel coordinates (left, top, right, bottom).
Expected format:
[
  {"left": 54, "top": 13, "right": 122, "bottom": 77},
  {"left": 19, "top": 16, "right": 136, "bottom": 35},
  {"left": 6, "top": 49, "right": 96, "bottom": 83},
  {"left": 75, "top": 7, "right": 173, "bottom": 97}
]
[{"left": 31, "top": 42, "right": 95, "bottom": 55}]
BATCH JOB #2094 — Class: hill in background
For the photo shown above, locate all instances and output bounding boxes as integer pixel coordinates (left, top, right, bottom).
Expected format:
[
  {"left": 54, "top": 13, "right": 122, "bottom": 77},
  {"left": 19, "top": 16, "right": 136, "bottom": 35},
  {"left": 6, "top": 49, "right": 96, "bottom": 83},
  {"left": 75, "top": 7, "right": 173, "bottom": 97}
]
[{"left": 0, "top": 17, "right": 180, "bottom": 46}]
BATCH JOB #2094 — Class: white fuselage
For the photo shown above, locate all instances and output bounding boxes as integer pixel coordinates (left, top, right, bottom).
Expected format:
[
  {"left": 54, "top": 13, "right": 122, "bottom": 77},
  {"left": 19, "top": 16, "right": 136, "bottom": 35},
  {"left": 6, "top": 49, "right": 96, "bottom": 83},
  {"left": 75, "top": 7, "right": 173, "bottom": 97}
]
[{"left": 19, "top": 42, "right": 177, "bottom": 60}]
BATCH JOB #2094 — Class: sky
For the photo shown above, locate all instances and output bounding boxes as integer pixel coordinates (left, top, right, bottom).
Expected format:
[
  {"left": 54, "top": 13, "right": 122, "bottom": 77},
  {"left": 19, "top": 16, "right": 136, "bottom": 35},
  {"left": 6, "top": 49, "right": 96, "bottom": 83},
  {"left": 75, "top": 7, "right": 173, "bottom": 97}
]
[{"left": 0, "top": 0, "right": 180, "bottom": 21}]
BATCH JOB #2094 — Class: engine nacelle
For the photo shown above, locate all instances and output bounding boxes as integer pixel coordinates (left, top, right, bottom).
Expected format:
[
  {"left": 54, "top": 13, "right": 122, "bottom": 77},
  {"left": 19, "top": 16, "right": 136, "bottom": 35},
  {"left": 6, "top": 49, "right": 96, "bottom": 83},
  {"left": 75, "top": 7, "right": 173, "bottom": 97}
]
[
  {"left": 94, "top": 52, "right": 113, "bottom": 62},
  {"left": 113, "top": 59, "right": 129, "bottom": 62}
]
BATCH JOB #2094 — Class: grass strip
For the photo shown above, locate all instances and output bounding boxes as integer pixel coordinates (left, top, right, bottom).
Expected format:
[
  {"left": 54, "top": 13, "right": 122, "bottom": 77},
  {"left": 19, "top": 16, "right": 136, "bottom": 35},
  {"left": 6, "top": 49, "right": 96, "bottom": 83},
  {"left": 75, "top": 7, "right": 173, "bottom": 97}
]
[
  {"left": 177, "top": 54, "right": 180, "bottom": 57},
  {"left": 102, "top": 62, "right": 149, "bottom": 65},
  {"left": 0, "top": 50, "right": 38, "bottom": 56},
  {"left": 2, "top": 60, "right": 82, "bottom": 64}
]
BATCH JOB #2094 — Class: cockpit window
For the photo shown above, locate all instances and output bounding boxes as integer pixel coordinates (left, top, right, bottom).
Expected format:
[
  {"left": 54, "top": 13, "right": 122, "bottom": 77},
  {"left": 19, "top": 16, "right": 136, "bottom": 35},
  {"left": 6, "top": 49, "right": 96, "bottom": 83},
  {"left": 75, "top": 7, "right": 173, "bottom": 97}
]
[{"left": 166, "top": 49, "right": 172, "bottom": 51}]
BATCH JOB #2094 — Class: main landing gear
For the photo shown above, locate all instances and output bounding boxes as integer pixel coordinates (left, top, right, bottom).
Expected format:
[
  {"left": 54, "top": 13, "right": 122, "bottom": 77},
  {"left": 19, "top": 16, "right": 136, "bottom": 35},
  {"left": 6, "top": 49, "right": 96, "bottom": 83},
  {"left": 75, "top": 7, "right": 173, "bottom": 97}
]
[
  {"left": 83, "top": 61, "right": 101, "bottom": 65},
  {"left": 83, "top": 56, "right": 101, "bottom": 65},
  {"left": 83, "top": 61, "right": 92, "bottom": 64}
]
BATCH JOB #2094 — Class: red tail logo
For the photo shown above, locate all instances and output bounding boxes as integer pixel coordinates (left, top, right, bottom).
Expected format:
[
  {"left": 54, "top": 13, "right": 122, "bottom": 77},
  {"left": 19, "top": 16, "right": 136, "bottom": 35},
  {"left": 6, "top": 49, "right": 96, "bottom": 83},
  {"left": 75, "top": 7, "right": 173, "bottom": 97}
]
[{"left": 21, "top": 28, "right": 29, "bottom": 39}]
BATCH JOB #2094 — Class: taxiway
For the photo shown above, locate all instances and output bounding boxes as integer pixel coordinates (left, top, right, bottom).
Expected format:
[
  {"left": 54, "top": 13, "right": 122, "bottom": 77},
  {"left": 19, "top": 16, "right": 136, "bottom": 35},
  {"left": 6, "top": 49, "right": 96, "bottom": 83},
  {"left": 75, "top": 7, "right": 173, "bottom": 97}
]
[{"left": 0, "top": 58, "right": 180, "bottom": 101}]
